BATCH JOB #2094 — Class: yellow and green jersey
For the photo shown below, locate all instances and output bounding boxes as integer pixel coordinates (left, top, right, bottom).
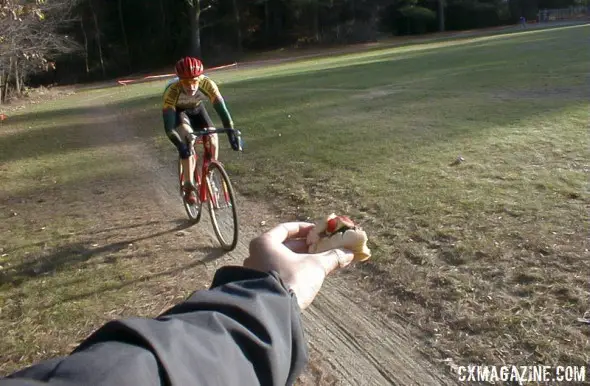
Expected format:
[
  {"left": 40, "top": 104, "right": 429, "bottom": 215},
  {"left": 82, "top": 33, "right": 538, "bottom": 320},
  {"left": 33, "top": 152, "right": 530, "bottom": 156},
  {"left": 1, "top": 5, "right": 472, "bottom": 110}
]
[{"left": 162, "top": 75, "right": 233, "bottom": 132}]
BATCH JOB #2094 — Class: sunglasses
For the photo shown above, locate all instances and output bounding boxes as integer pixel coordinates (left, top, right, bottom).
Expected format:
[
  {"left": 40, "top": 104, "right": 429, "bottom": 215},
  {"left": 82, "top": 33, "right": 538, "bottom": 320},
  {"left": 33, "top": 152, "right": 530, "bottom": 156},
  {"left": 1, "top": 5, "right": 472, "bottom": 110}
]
[{"left": 180, "top": 77, "right": 200, "bottom": 87}]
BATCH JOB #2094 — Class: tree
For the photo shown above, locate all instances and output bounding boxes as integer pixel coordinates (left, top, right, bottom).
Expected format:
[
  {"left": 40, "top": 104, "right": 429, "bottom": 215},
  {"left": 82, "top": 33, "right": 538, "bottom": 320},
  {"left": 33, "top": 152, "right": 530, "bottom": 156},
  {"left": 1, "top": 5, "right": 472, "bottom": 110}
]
[
  {"left": 186, "top": 0, "right": 214, "bottom": 57},
  {"left": 399, "top": 5, "right": 437, "bottom": 34},
  {"left": 438, "top": 0, "right": 445, "bottom": 31},
  {"left": 0, "top": 0, "right": 79, "bottom": 102},
  {"left": 117, "top": 0, "right": 131, "bottom": 71},
  {"left": 232, "top": 0, "right": 243, "bottom": 53},
  {"left": 88, "top": 0, "right": 105, "bottom": 77}
]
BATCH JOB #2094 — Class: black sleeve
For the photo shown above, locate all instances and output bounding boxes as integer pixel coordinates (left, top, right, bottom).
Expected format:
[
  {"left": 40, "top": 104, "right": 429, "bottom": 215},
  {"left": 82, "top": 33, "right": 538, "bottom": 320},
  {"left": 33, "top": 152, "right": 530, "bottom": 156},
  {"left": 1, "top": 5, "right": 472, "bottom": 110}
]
[{"left": 1, "top": 267, "right": 308, "bottom": 386}]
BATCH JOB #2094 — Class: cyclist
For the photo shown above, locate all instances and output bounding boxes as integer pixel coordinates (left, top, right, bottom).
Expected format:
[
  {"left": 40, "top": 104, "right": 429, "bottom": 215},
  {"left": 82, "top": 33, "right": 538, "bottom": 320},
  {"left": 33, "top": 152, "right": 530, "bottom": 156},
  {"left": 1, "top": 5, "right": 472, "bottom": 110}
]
[{"left": 162, "top": 56, "right": 241, "bottom": 204}]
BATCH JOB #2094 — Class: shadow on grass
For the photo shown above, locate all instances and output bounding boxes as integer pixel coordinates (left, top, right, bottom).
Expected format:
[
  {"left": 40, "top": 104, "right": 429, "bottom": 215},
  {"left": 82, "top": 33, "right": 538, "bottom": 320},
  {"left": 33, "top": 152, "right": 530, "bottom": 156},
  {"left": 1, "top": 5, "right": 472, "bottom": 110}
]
[
  {"left": 0, "top": 95, "right": 161, "bottom": 164},
  {"left": 0, "top": 219, "right": 227, "bottom": 288},
  {"left": 42, "top": 245, "right": 227, "bottom": 309}
]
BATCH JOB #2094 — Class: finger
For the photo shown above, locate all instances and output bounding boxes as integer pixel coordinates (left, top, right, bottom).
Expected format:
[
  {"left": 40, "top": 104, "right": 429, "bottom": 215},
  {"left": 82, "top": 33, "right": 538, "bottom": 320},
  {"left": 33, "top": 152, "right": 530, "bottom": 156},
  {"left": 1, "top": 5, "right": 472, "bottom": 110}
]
[
  {"left": 283, "top": 238, "right": 309, "bottom": 254},
  {"left": 313, "top": 248, "right": 354, "bottom": 275},
  {"left": 264, "top": 222, "right": 315, "bottom": 243},
  {"left": 288, "top": 223, "right": 315, "bottom": 239}
]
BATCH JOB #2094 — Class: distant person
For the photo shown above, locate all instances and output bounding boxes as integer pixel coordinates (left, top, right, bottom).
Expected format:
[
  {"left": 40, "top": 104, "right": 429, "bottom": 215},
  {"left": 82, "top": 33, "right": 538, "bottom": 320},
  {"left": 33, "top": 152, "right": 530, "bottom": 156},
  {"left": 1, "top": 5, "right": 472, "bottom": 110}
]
[
  {"left": 162, "top": 56, "right": 241, "bottom": 205},
  {"left": 519, "top": 16, "right": 527, "bottom": 28},
  {"left": 0, "top": 222, "right": 356, "bottom": 385}
]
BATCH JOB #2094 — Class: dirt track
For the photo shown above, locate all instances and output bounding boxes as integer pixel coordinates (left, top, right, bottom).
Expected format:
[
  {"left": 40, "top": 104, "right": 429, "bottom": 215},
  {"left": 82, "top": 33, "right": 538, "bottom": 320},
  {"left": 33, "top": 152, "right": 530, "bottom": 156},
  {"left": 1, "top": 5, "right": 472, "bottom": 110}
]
[{"left": 49, "top": 85, "right": 460, "bottom": 385}]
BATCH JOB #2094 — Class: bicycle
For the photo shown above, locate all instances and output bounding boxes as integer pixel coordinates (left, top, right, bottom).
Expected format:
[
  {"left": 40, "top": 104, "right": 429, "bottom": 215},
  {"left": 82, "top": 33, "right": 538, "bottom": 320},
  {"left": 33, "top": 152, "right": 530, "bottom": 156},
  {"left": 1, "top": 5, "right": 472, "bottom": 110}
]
[{"left": 178, "top": 127, "right": 242, "bottom": 251}]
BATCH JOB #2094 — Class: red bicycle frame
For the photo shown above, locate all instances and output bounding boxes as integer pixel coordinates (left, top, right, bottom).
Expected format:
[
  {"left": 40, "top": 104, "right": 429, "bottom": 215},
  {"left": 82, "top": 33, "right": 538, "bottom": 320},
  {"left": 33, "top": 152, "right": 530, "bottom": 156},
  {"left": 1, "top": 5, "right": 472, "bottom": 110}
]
[{"left": 180, "top": 133, "right": 230, "bottom": 206}]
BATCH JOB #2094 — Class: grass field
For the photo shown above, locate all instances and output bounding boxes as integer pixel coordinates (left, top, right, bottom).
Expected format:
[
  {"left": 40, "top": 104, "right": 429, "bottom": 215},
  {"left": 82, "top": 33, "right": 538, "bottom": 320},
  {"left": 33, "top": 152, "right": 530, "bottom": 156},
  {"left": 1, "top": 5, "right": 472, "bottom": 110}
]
[
  {"left": 203, "top": 24, "right": 590, "bottom": 367},
  {"left": 1, "top": 23, "right": 588, "bottom": 378}
]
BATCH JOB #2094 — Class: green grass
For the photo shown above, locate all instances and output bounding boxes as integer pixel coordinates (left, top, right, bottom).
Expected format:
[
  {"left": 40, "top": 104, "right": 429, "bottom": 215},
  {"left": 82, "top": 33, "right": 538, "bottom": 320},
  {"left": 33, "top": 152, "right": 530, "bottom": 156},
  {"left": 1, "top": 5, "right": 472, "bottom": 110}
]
[
  {"left": 214, "top": 24, "right": 590, "bottom": 366},
  {"left": 1, "top": 23, "right": 588, "bottom": 377}
]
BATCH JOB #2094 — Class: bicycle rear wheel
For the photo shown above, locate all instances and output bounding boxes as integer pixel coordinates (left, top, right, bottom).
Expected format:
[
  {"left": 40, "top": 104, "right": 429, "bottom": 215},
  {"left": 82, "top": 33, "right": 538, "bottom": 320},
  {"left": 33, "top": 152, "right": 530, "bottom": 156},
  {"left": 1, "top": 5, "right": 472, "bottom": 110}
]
[
  {"left": 206, "top": 161, "right": 238, "bottom": 250},
  {"left": 179, "top": 158, "right": 202, "bottom": 223}
]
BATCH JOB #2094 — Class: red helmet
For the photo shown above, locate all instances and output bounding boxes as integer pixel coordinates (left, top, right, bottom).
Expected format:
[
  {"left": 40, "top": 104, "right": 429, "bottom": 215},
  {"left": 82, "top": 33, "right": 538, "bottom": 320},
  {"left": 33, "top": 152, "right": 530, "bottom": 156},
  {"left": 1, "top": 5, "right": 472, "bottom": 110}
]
[{"left": 175, "top": 57, "right": 203, "bottom": 78}]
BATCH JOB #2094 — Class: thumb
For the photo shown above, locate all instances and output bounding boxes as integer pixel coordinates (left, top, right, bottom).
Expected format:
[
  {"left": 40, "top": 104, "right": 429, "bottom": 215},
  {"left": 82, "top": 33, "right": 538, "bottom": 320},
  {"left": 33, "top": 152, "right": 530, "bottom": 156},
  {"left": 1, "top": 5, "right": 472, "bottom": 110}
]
[{"left": 313, "top": 248, "right": 354, "bottom": 276}]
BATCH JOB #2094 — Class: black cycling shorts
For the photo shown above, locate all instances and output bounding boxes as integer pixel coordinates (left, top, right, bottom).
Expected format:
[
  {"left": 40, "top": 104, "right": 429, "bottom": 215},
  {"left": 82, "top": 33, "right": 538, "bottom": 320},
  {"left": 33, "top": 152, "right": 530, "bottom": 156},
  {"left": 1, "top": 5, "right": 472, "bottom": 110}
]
[
  {"left": 168, "top": 103, "right": 215, "bottom": 159},
  {"left": 176, "top": 103, "right": 214, "bottom": 132}
]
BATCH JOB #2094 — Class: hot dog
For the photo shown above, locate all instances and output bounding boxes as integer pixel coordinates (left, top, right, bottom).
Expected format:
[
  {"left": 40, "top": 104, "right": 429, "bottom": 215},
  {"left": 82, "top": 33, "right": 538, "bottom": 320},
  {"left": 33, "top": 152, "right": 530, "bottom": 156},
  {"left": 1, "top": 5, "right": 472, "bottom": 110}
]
[{"left": 306, "top": 213, "right": 371, "bottom": 262}]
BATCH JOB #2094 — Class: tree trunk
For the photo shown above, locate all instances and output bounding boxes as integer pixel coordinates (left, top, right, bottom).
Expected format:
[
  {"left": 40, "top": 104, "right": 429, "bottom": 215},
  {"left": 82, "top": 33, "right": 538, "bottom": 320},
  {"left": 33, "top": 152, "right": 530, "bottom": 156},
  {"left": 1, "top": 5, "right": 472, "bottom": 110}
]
[
  {"left": 0, "top": 69, "right": 5, "bottom": 104},
  {"left": 232, "top": 0, "right": 243, "bottom": 54},
  {"left": 3, "top": 57, "right": 13, "bottom": 102},
  {"left": 188, "top": 0, "right": 202, "bottom": 57},
  {"left": 117, "top": 0, "right": 132, "bottom": 71},
  {"left": 89, "top": 0, "right": 106, "bottom": 78},
  {"left": 80, "top": 18, "right": 90, "bottom": 74},
  {"left": 264, "top": 0, "right": 270, "bottom": 46},
  {"left": 312, "top": 1, "right": 320, "bottom": 42},
  {"left": 14, "top": 58, "right": 21, "bottom": 95},
  {"left": 159, "top": 0, "right": 169, "bottom": 45},
  {"left": 438, "top": 0, "right": 445, "bottom": 31}
]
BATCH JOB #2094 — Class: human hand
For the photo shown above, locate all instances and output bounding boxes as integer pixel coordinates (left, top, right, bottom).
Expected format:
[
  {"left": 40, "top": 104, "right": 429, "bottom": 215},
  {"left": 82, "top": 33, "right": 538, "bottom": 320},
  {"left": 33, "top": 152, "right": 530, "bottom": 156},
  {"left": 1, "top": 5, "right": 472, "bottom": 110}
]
[
  {"left": 227, "top": 129, "right": 242, "bottom": 151},
  {"left": 244, "top": 222, "right": 354, "bottom": 310}
]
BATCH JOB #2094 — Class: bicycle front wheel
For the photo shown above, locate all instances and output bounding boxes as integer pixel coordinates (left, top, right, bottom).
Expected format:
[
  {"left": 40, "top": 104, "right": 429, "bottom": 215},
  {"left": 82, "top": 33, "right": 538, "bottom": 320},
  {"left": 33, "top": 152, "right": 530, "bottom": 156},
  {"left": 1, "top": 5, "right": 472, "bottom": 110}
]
[{"left": 206, "top": 161, "right": 238, "bottom": 250}]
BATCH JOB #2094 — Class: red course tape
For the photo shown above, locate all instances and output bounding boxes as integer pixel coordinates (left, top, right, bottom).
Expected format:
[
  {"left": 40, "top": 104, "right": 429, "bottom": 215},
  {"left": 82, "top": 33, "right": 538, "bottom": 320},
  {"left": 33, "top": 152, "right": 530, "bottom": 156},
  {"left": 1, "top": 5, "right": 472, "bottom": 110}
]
[{"left": 117, "top": 63, "right": 237, "bottom": 86}]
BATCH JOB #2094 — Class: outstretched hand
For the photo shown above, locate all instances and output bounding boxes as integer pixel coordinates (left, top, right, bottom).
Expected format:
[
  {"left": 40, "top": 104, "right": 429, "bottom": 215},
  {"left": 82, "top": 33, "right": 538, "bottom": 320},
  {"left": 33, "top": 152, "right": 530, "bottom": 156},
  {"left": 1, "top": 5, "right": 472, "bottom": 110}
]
[{"left": 244, "top": 222, "right": 354, "bottom": 310}]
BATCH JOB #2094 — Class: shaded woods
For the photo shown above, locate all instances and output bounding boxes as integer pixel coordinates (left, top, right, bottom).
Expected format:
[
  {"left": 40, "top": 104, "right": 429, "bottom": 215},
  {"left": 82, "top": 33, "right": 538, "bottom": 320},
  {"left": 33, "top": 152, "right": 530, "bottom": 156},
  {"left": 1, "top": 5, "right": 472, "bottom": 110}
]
[{"left": 0, "top": 0, "right": 587, "bottom": 100}]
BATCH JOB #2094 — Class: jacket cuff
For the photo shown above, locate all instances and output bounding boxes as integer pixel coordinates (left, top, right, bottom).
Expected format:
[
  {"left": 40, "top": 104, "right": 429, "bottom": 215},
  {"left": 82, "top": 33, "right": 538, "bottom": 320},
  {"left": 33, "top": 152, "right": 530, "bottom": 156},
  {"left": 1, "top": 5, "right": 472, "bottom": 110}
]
[
  {"left": 210, "top": 266, "right": 289, "bottom": 291},
  {"left": 209, "top": 266, "right": 299, "bottom": 310}
]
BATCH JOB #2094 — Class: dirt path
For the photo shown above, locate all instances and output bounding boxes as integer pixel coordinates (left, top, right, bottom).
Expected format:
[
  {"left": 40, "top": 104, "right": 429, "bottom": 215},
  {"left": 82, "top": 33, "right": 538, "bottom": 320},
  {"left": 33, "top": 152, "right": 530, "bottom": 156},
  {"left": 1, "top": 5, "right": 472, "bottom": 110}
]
[{"left": 66, "top": 90, "right": 457, "bottom": 386}]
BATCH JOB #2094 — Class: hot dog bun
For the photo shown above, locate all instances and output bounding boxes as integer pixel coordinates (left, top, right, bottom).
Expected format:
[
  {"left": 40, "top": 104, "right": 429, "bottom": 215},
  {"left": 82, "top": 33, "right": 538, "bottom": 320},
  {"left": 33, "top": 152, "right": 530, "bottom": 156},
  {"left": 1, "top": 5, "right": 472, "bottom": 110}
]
[{"left": 306, "top": 213, "right": 371, "bottom": 261}]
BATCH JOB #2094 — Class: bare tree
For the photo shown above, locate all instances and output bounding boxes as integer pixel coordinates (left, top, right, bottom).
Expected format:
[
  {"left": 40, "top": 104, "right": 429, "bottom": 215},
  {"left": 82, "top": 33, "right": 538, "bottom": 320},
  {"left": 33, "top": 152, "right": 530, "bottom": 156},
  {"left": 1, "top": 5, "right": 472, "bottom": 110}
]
[
  {"left": 232, "top": 0, "right": 243, "bottom": 54},
  {"left": 186, "top": 0, "right": 214, "bottom": 57},
  {"left": 80, "top": 17, "right": 90, "bottom": 74},
  {"left": 0, "top": 0, "right": 80, "bottom": 102},
  {"left": 159, "top": 0, "right": 169, "bottom": 43},
  {"left": 117, "top": 0, "right": 132, "bottom": 71},
  {"left": 88, "top": 0, "right": 105, "bottom": 78},
  {"left": 438, "top": 0, "right": 445, "bottom": 31}
]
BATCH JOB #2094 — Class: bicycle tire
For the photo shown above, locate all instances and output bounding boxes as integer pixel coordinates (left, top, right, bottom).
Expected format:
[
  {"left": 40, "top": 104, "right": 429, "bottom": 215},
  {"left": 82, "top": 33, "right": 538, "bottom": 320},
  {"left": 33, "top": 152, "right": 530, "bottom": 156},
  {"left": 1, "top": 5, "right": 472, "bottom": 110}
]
[
  {"left": 179, "top": 158, "right": 202, "bottom": 224},
  {"left": 206, "top": 161, "right": 238, "bottom": 250}
]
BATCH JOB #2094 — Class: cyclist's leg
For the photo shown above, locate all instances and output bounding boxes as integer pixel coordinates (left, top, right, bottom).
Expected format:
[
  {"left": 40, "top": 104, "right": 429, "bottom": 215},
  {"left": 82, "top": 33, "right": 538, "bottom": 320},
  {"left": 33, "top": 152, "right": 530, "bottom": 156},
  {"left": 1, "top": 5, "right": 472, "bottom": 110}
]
[
  {"left": 176, "top": 111, "right": 196, "bottom": 186},
  {"left": 193, "top": 103, "right": 218, "bottom": 161}
]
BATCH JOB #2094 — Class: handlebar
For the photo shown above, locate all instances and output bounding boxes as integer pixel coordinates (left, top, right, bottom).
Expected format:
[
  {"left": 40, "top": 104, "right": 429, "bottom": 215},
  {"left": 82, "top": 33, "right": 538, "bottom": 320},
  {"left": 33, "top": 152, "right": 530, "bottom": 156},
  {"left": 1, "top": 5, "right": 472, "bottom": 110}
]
[
  {"left": 188, "top": 127, "right": 242, "bottom": 138},
  {"left": 187, "top": 127, "right": 243, "bottom": 151}
]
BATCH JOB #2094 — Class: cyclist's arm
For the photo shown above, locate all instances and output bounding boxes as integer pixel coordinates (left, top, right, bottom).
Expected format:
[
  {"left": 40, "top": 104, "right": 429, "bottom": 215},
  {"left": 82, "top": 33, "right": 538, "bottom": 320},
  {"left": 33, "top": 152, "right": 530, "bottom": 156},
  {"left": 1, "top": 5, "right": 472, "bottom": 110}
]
[
  {"left": 162, "top": 82, "right": 180, "bottom": 132},
  {"left": 200, "top": 77, "right": 234, "bottom": 128},
  {"left": 162, "top": 82, "right": 185, "bottom": 149},
  {"left": 1, "top": 267, "right": 308, "bottom": 386}
]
